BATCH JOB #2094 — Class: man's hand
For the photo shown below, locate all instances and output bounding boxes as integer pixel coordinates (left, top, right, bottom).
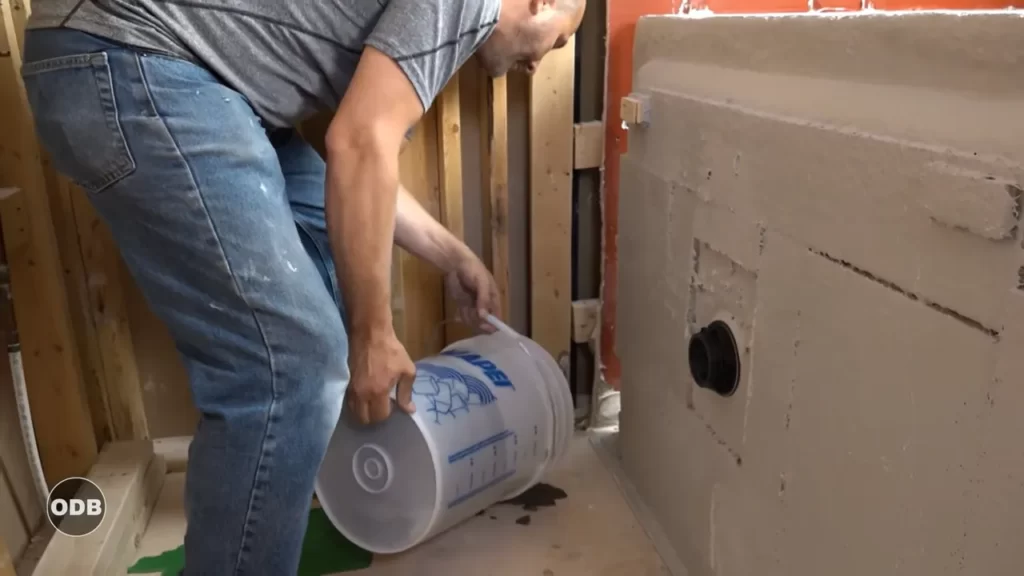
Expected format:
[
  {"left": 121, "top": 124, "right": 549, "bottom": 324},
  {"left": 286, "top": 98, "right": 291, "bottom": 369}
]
[
  {"left": 445, "top": 248, "right": 500, "bottom": 333},
  {"left": 346, "top": 325, "right": 417, "bottom": 425}
]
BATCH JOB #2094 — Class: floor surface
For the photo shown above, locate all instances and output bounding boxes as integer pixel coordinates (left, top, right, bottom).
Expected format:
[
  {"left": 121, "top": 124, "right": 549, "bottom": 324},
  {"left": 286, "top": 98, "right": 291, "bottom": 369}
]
[{"left": 133, "top": 432, "right": 669, "bottom": 576}]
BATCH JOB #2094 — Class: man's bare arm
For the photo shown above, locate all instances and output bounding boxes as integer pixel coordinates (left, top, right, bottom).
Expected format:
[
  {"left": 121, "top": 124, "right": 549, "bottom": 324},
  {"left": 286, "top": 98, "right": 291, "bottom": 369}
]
[
  {"left": 395, "top": 184, "right": 471, "bottom": 273},
  {"left": 324, "top": 47, "right": 423, "bottom": 335}
]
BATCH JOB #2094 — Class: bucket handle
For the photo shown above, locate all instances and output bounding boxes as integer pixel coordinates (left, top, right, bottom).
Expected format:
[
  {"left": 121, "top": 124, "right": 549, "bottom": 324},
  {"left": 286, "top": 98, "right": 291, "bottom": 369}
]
[
  {"left": 426, "top": 313, "right": 522, "bottom": 355},
  {"left": 484, "top": 313, "right": 519, "bottom": 340}
]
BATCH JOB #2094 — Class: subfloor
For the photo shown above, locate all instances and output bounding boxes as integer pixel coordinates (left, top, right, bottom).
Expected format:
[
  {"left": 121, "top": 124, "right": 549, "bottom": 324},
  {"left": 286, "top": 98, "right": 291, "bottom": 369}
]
[{"left": 133, "top": 432, "right": 670, "bottom": 576}]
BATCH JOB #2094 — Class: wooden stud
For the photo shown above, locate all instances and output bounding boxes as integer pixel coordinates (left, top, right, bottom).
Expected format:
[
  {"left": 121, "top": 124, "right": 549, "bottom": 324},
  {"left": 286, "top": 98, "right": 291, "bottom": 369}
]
[
  {"left": 69, "top": 183, "right": 149, "bottom": 441},
  {"left": 396, "top": 108, "right": 446, "bottom": 358},
  {"left": 475, "top": 64, "right": 494, "bottom": 273},
  {"left": 437, "top": 75, "right": 465, "bottom": 244},
  {"left": 41, "top": 162, "right": 115, "bottom": 448},
  {"left": 529, "top": 37, "right": 576, "bottom": 371},
  {"left": 0, "top": 7, "right": 98, "bottom": 484},
  {"left": 32, "top": 441, "right": 166, "bottom": 576},
  {"left": 437, "top": 73, "right": 474, "bottom": 344},
  {"left": 573, "top": 121, "right": 604, "bottom": 170},
  {"left": 489, "top": 75, "right": 511, "bottom": 321}
]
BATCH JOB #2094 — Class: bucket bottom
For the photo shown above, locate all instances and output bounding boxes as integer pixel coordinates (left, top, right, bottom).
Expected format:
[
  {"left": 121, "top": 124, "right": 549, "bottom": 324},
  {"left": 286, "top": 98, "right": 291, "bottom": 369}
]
[{"left": 315, "top": 409, "right": 438, "bottom": 554}]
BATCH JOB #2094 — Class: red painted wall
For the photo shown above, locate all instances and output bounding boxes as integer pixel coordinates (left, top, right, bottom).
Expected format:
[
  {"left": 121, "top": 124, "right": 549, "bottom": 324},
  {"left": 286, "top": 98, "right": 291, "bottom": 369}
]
[{"left": 599, "top": 0, "right": 1019, "bottom": 390}]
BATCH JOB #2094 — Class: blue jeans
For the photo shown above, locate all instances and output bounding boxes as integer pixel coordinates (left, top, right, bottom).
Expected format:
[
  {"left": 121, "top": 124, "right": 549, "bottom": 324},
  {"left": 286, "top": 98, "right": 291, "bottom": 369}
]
[{"left": 22, "top": 28, "right": 349, "bottom": 575}]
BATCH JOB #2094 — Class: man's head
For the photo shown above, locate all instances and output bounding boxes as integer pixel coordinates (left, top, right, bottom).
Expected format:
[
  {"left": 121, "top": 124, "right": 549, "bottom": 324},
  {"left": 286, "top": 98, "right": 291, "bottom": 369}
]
[{"left": 476, "top": 0, "right": 586, "bottom": 77}]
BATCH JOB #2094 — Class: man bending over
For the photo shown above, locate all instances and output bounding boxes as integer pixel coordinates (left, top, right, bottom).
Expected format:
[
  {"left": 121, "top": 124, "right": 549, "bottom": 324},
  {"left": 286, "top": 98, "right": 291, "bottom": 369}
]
[{"left": 21, "top": 0, "right": 584, "bottom": 573}]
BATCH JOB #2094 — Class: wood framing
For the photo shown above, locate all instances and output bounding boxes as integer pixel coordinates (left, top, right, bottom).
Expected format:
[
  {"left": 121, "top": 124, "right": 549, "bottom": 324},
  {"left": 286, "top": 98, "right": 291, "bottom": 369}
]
[
  {"left": 530, "top": 38, "right": 576, "bottom": 373},
  {"left": 68, "top": 184, "right": 149, "bottom": 442},
  {"left": 489, "top": 75, "right": 511, "bottom": 321},
  {"left": 30, "top": 440, "right": 165, "bottom": 576},
  {"left": 396, "top": 109, "right": 447, "bottom": 359},
  {"left": 437, "top": 75, "right": 474, "bottom": 344},
  {"left": 0, "top": 3, "right": 98, "bottom": 483}
]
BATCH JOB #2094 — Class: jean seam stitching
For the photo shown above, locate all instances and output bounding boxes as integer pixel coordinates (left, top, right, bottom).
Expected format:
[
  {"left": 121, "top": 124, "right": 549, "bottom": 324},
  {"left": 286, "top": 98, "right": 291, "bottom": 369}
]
[
  {"left": 20, "top": 53, "right": 97, "bottom": 75},
  {"left": 294, "top": 219, "right": 340, "bottom": 308},
  {"left": 137, "top": 56, "right": 280, "bottom": 575},
  {"left": 92, "top": 53, "right": 136, "bottom": 193}
]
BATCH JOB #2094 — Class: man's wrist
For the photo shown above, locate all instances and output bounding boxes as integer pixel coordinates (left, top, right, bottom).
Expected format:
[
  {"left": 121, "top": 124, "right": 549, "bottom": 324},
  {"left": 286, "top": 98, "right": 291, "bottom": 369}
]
[
  {"left": 350, "top": 308, "right": 394, "bottom": 339},
  {"left": 440, "top": 237, "right": 473, "bottom": 274}
]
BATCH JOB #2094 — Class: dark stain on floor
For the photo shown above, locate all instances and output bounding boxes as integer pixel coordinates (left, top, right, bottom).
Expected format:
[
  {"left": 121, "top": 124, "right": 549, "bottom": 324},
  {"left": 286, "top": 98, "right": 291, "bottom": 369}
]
[
  {"left": 515, "top": 515, "right": 532, "bottom": 526},
  {"left": 498, "top": 482, "right": 567, "bottom": 512}
]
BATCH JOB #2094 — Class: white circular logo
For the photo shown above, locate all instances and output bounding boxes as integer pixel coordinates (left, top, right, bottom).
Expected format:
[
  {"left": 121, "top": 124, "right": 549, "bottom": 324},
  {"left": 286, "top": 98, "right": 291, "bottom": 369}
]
[{"left": 46, "top": 477, "right": 106, "bottom": 537}]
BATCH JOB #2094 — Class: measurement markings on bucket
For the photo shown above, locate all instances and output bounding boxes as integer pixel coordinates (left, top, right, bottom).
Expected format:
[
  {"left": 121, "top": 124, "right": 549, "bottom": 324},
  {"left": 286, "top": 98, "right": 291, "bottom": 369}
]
[
  {"left": 449, "top": 429, "right": 519, "bottom": 509},
  {"left": 449, "top": 469, "right": 517, "bottom": 509}
]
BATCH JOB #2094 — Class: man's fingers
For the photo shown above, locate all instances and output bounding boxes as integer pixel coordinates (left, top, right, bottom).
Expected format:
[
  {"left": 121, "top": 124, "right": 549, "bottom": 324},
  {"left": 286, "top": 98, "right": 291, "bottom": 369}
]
[
  {"left": 369, "top": 394, "right": 391, "bottom": 423},
  {"left": 396, "top": 369, "right": 416, "bottom": 414},
  {"left": 358, "top": 399, "right": 372, "bottom": 425}
]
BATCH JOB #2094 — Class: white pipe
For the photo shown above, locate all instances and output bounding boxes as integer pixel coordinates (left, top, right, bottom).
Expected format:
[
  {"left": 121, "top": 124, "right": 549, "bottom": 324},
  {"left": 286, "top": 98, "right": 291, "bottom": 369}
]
[
  {"left": 0, "top": 260, "right": 48, "bottom": 509},
  {"left": 10, "top": 344, "right": 48, "bottom": 509}
]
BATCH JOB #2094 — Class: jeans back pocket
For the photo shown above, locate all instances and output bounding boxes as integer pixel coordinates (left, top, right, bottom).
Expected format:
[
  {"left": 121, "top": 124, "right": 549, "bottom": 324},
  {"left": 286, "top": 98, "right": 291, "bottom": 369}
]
[{"left": 21, "top": 52, "right": 136, "bottom": 194}]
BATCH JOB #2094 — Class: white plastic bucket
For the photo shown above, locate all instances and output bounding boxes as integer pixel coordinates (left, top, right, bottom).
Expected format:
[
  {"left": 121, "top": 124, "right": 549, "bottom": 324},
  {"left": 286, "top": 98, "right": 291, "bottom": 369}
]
[{"left": 314, "top": 316, "right": 573, "bottom": 554}]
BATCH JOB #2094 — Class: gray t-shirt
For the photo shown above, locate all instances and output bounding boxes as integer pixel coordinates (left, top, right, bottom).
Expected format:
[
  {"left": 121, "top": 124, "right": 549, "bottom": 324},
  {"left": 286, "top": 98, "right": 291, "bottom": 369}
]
[{"left": 27, "top": 0, "right": 501, "bottom": 128}]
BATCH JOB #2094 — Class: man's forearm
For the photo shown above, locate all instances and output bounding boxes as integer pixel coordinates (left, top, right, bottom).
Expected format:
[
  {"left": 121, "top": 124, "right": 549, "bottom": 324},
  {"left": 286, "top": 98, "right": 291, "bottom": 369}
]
[
  {"left": 394, "top": 184, "right": 468, "bottom": 274},
  {"left": 325, "top": 137, "right": 399, "bottom": 332}
]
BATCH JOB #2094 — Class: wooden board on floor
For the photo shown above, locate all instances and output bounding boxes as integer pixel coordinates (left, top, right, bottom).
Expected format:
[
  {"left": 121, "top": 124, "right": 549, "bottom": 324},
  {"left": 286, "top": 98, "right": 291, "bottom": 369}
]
[
  {"left": 529, "top": 37, "right": 576, "bottom": 372},
  {"left": 32, "top": 441, "right": 166, "bottom": 576},
  {"left": 134, "top": 434, "right": 669, "bottom": 576}
]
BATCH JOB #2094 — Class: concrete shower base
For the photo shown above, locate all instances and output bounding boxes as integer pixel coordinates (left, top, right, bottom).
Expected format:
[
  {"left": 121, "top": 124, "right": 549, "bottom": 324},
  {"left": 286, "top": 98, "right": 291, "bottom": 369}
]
[{"left": 132, "top": 432, "right": 670, "bottom": 576}]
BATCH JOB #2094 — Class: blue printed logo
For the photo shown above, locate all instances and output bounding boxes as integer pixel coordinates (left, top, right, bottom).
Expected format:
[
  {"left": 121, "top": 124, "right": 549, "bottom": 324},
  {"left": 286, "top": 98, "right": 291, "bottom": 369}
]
[
  {"left": 413, "top": 363, "right": 497, "bottom": 424},
  {"left": 440, "top": 348, "right": 515, "bottom": 389}
]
